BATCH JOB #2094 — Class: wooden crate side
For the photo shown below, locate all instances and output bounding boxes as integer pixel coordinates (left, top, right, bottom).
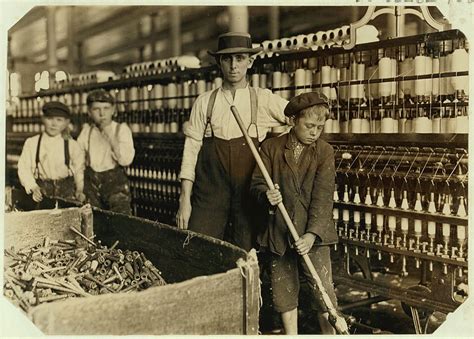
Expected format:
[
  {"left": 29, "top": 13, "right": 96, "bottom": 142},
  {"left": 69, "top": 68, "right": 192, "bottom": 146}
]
[
  {"left": 31, "top": 267, "right": 248, "bottom": 335},
  {"left": 4, "top": 208, "right": 82, "bottom": 249},
  {"left": 239, "top": 252, "right": 261, "bottom": 335},
  {"left": 91, "top": 209, "right": 248, "bottom": 283}
]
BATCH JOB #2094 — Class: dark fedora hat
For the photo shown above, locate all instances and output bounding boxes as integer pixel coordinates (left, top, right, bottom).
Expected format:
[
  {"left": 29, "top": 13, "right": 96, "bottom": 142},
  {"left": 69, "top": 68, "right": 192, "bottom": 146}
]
[{"left": 208, "top": 32, "right": 263, "bottom": 56}]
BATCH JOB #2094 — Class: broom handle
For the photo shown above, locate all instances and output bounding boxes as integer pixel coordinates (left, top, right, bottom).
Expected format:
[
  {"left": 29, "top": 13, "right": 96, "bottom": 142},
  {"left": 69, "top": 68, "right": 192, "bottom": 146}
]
[{"left": 230, "top": 105, "right": 349, "bottom": 334}]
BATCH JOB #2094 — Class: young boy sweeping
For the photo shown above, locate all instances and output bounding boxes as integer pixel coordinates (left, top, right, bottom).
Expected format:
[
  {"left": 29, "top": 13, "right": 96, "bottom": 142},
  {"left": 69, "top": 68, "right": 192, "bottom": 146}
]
[
  {"left": 17, "top": 101, "right": 85, "bottom": 203},
  {"left": 250, "top": 92, "right": 340, "bottom": 334}
]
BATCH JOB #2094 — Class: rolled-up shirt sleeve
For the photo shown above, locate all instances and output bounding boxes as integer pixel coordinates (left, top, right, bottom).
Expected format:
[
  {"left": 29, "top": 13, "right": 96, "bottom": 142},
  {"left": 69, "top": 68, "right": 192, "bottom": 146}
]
[
  {"left": 69, "top": 139, "right": 85, "bottom": 176},
  {"left": 114, "top": 123, "right": 135, "bottom": 167},
  {"left": 179, "top": 94, "right": 208, "bottom": 182},
  {"left": 259, "top": 88, "right": 290, "bottom": 127},
  {"left": 17, "top": 138, "right": 38, "bottom": 193}
]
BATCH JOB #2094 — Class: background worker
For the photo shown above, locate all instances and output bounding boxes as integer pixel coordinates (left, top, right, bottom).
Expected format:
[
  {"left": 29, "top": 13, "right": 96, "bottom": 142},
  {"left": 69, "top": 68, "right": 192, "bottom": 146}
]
[
  {"left": 250, "top": 92, "right": 341, "bottom": 334},
  {"left": 176, "top": 32, "right": 289, "bottom": 251},
  {"left": 17, "top": 101, "right": 85, "bottom": 204},
  {"left": 77, "top": 89, "right": 135, "bottom": 215}
]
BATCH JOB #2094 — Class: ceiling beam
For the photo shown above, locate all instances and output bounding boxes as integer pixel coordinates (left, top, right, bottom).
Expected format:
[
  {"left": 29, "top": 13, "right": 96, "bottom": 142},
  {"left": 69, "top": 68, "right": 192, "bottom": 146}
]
[
  {"left": 20, "top": 6, "right": 164, "bottom": 60},
  {"left": 9, "top": 6, "right": 46, "bottom": 34},
  {"left": 82, "top": 7, "right": 223, "bottom": 63}
]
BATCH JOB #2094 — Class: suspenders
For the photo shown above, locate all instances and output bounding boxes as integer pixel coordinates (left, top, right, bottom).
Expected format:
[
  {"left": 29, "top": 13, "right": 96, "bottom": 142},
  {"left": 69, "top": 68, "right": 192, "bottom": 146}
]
[
  {"left": 34, "top": 134, "right": 71, "bottom": 179},
  {"left": 205, "top": 87, "right": 259, "bottom": 139}
]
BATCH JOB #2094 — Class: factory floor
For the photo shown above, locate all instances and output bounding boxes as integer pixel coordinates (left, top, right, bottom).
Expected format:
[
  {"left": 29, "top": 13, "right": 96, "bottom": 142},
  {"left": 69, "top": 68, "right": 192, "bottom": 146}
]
[{"left": 259, "top": 272, "right": 447, "bottom": 335}]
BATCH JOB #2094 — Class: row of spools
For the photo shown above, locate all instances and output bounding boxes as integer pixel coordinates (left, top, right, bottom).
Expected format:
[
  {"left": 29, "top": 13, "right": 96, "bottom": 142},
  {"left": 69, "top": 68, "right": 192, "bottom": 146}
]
[
  {"left": 123, "top": 56, "right": 201, "bottom": 78},
  {"left": 54, "top": 71, "right": 116, "bottom": 89},
  {"left": 258, "top": 25, "right": 351, "bottom": 58},
  {"left": 252, "top": 46, "right": 469, "bottom": 102},
  {"left": 14, "top": 76, "right": 224, "bottom": 118}
]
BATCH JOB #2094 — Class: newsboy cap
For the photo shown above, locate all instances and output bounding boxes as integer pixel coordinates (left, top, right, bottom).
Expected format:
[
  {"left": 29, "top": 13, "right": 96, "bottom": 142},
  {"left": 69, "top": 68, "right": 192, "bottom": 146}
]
[
  {"left": 42, "top": 101, "right": 71, "bottom": 119},
  {"left": 284, "top": 92, "right": 329, "bottom": 117},
  {"left": 208, "top": 32, "right": 263, "bottom": 56},
  {"left": 86, "top": 89, "right": 115, "bottom": 106}
]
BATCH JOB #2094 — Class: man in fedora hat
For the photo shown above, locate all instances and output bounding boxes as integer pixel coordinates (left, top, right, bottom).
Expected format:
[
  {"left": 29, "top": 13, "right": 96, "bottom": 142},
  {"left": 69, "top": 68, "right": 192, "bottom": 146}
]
[{"left": 176, "top": 32, "right": 289, "bottom": 251}]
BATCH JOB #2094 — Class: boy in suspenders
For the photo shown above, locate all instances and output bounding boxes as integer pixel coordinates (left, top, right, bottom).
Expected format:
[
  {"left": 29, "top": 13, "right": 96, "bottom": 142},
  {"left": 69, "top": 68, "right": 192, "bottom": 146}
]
[
  {"left": 176, "top": 32, "right": 289, "bottom": 251},
  {"left": 77, "top": 89, "right": 135, "bottom": 215},
  {"left": 17, "top": 101, "right": 85, "bottom": 203}
]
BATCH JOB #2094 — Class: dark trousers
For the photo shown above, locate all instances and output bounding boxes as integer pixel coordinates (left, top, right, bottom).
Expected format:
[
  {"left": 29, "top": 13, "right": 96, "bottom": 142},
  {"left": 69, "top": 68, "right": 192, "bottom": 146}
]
[
  {"left": 37, "top": 176, "right": 75, "bottom": 200},
  {"left": 189, "top": 136, "right": 261, "bottom": 251},
  {"left": 84, "top": 167, "right": 132, "bottom": 215}
]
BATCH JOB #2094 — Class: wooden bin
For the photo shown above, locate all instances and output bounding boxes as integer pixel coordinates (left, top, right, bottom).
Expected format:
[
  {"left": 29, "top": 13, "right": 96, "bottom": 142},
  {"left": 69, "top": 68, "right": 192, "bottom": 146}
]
[{"left": 4, "top": 206, "right": 260, "bottom": 335}]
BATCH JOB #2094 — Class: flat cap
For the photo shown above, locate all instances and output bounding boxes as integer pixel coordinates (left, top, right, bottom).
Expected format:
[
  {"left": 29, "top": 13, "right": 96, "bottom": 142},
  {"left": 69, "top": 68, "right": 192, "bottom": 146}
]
[
  {"left": 42, "top": 101, "right": 71, "bottom": 119},
  {"left": 284, "top": 92, "right": 329, "bottom": 117},
  {"left": 87, "top": 89, "right": 115, "bottom": 106}
]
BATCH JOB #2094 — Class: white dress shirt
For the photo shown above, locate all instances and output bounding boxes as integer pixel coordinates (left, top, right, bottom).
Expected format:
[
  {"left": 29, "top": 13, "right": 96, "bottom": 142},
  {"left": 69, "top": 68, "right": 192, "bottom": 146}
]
[
  {"left": 180, "top": 85, "right": 289, "bottom": 182},
  {"left": 77, "top": 121, "right": 135, "bottom": 172},
  {"left": 17, "top": 133, "right": 85, "bottom": 193}
]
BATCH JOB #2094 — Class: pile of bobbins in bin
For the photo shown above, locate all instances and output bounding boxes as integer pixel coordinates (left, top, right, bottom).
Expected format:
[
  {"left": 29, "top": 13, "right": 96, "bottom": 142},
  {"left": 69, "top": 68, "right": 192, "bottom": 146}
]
[{"left": 4, "top": 232, "right": 166, "bottom": 312}]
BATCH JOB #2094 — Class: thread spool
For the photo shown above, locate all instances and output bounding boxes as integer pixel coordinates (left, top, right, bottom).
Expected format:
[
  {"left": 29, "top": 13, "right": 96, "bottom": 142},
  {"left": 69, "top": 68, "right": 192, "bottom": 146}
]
[
  {"left": 293, "top": 34, "right": 309, "bottom": 49},
  {"left": 350, "top": 118, "right": 362, "bottom": 133},
  {"left": 142, "top": 85, "right": 150, "bottom": 110},
  {"left": 304, "top": 70, "right": 313, "bottom": 93},
  {"left": 324, "top": 117, "right": 333, "bottom": 133},
  {"left": 432, "top": 116, "right": 441, "bottom": 133},
  {"left": 378, "top": 57, "right": 392, "bottom": 98},
  {"left": 152, "top": 84, "right": 163, "bottom": 109},
  {"left": 439, "top": 55, "right": 448, "bottom": 97},
  {"left": 129, "top": 86, "right": 139, "bottom": 111},
  {"left": 295, "top": 68, "right": 306, "bottom": 96},
  {"left": 401, "top": 57, "right": 414, "bottom": 98},
  {"left": 456, "top": 115, "right": 468, "bottom": 133},
  {"left": 272, "top": 71, "right": 282, "bottom": 94},
  {"left": 307, "top": 57, "right": 318, "bottom": 70},
  {"left": 330, "top": 67, "right": 338, "bottom": 101},
  {"left": 432, "top": 57, "right": 440, "bottom": 97},
  {"left": 251, "top": 73, "right": 259, "bottom": 88},
  {"left": 261, "top": 40, "right": 273, "bottom": 52},
  {"left": 338, "top": 25, "right": 350, "bottom": 44},
  {"left": 365, "top": 65, "right": 377, "bottom": 100},
  {"left": 309, "top": 33, "right": 319, "bottom": 50},
  {"left": 357, "top": 63, "right": 365, "bottom": 99},
  {"left": 81, "top": 93, "right": 88, "bottom": 114},
  {"left": 390, "top": 58, "right": 397, "bottom": 97},
  {"left": 424, "top": 56, "right": 433, "bottom": 97},
  {"left": 446, "top": 53, "right": 455, "bottom": 95},
  {"left": 447, "top": 115, "right": 457, "bottom": 132},
  {"left": 339, "top": 67, "right": 348, "bottom": 101},
  {"left": 414, "top": 55, "right": 427, "bottom": 98},
  {"left": 381, "top": 117, "right": 395, "bottom": 133},
  {"left": 321, "top": 66, "right": 331, "bottom": 99},
  {"left": 281, "top": 72, "right": 291, "bottom": 99},
  {"left": 332, "top": 112, "right": 341, "bottom": 133},
  {"left": 360, "top": 118, "right": 370, "bottom": 133},
  {"left": 259, "top": 73, "right": 268, "bottom": 89},
  {"left": 196, "top": 80, "right": 206, "bottom": 95},
  {"left": 349, "top": 61, "right": 358, "bottom": 100},
  {"left": 451, "top": 48, "right": 469, "bottom": 95},
  {"left": 414, "top": 116, "right": 432, "bottom": 133},
  {"left": 182, "top": 81, "right": 191, "bottom": 109}
]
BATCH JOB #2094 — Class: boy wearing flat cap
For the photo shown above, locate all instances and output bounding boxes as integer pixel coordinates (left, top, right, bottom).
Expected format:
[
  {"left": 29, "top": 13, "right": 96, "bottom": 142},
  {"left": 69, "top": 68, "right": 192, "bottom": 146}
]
[
  {"left": 77, "top": 89, "right": 135, "bottom": 214},
  {"left": 176, "top": 32, "right": 289, "bottom": 251},
  {"left": 18, "top": 101, "right": 85, "bottom": 203},
  {"left": 250, "top": 92, "right": 340, "bottom": 334}
]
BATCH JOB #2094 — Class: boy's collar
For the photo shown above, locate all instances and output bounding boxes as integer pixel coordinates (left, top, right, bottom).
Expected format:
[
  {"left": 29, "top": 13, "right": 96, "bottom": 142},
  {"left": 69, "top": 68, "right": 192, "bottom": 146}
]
[{"left": 285, "top": 128, "right": 317, "bottom": 149}]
